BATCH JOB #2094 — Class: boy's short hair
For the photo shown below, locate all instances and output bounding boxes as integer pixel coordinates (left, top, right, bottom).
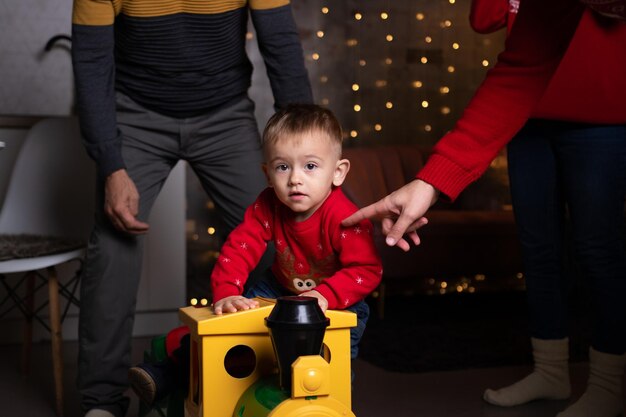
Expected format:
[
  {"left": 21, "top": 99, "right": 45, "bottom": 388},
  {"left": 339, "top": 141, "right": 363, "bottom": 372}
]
[{"left": 262, "top": 104, "right": 343, "bottom": 154}]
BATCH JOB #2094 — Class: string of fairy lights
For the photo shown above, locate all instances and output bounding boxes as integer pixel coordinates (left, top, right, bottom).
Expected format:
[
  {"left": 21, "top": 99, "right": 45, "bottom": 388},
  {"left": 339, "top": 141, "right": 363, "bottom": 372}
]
[{"left": 305, "top": 0, "right": 503, "bottom": 147}]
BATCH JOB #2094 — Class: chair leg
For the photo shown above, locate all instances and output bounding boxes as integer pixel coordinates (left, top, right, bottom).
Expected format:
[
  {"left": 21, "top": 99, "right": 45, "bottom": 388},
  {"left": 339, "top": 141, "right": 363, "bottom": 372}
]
[
  {"left": 47, "top": 266, "right": 64, "bottom": 417},
  {"left": 21, "top": 271, "right": 35, "bottom": 374}
]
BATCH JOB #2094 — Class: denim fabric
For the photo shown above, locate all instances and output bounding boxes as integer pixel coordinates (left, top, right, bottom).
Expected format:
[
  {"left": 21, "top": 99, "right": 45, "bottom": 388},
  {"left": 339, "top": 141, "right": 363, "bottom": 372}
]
[
  {"left": 508, "top": 120, "right": 626, "bottom": 354},
  {"left": 244, "top": 272, "right": 370, "bottom": 359}
]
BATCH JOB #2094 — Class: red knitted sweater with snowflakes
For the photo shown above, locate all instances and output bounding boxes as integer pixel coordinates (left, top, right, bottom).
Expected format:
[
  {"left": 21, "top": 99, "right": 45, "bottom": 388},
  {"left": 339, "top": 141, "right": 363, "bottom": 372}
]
[
  {"left": 418, "top": 0, "right": 626, "bottom": 201},
  {"left": 211, "top": 187, "right": 382, "bottom": 310}
]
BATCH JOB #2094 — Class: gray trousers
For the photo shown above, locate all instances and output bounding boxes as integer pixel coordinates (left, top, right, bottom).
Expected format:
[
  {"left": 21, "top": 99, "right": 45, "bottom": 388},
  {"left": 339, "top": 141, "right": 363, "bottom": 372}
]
[{"left": 78, "top": 93, "right": 268, "bottom": 416}]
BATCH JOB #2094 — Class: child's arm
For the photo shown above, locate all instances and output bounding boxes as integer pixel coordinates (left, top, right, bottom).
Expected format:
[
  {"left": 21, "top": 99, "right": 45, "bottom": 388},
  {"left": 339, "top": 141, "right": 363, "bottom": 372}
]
[
  {"left": 210, "top": 190, "right": 274, "bottom": 312},
  {"left": 313, "top": 219, "right": 383, "bottom": 310}
]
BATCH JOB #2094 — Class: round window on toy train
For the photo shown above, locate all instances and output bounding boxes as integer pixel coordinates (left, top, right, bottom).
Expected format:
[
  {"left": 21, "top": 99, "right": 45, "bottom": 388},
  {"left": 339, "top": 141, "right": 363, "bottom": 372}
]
[{"left": 224, "top": 345, "right": 256, "bottom": 378}]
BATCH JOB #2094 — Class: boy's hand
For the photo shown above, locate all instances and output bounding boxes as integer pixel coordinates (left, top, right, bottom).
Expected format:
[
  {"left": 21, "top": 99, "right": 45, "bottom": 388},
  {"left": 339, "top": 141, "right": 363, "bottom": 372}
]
[
  {"left": 213, "top": 296, "right": 259, "bottom": 315},
  {"left": 299, "top": 290, "right": 328, "bottom": 312}
]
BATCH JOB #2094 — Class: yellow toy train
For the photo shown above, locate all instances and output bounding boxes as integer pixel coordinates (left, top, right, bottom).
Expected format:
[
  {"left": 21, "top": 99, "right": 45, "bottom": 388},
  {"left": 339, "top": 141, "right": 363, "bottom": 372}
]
[{"left": 178, "top": 296, "right": 357, "bottom": 417}]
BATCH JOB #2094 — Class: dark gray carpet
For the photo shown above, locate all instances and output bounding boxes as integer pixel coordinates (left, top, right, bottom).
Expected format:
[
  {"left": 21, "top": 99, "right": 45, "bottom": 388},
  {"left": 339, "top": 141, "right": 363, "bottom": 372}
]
[{"left": 359, "top": 291, "right": 592, "bottom": 373}]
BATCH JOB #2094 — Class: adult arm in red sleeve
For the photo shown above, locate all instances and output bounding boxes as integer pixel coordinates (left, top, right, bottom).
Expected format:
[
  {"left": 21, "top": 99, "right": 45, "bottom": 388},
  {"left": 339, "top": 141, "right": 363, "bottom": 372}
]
[
  {"left": 343, "top": 0, "right": 584, "bottom": 249},
  {"left": 419, "top": 0, "right": 585, "bottom": 200}
]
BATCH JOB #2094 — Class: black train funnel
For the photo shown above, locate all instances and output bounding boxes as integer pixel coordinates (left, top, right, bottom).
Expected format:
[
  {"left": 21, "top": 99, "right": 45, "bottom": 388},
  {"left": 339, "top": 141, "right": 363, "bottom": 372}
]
[{"left": 265, "top": 296, "right": 330, "bottom": 392}]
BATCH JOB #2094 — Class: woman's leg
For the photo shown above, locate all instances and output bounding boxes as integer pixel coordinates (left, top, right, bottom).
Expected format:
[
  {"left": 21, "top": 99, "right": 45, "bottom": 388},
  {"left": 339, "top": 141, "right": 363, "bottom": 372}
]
[
  {"left": 555, "top": 123, "right": 626, "bottom": 417},
  {"left": 484, "top": 120, "right": 571, "bottom": 406}
]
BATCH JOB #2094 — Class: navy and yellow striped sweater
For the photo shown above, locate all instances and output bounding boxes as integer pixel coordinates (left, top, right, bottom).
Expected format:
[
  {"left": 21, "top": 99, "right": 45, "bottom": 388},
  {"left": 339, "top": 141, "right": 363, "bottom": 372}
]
[{"left": 72, "top": 0, "right": 312, "bottom": 178}]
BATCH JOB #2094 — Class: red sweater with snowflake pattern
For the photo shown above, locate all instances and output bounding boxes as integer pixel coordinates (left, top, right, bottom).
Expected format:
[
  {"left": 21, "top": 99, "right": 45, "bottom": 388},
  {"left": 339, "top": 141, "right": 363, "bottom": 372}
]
[
  {"left": 418, "top": 0, "right": 626, "bottom": 201},
  {"left": 211, "top": 187, "right": 382, "bottom": 310}
]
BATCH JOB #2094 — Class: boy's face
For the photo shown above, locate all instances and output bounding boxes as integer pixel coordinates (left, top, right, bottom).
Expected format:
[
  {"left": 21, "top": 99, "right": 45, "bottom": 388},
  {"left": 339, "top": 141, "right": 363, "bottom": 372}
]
[{"left": 263, "top": 130, "right": 349, "bottom": 222}]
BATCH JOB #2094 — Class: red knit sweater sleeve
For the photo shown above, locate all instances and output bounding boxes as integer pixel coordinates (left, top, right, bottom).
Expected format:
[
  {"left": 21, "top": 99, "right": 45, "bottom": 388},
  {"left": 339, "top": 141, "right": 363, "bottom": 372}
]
[
  {"left": 418, "top": 0, "right": 584, "bottom": 200},
  {"left": 313, "top": 195, "right": 383, "bottom": 310},
  {"left": 470, "top": 0, "right": 509, "bottom": 34},
  {"left": 210, "top": 189, "right": 274, "bottom": 302}
]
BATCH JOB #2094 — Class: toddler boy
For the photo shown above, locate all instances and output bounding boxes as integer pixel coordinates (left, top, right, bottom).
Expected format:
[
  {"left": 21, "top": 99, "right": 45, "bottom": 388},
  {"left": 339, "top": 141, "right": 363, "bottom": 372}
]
[{"left": 129, "top": 104, "right": 382, "bottom": 406}]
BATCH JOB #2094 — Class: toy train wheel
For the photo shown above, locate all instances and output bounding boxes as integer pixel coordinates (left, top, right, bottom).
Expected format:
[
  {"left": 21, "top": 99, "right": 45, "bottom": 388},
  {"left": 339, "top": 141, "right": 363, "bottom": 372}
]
[
  {"left": 268, "top": 397, "right": 356, "bottom": 417},
  {"left": 234, "top": 375, "right": 355, "bottom": 417}
]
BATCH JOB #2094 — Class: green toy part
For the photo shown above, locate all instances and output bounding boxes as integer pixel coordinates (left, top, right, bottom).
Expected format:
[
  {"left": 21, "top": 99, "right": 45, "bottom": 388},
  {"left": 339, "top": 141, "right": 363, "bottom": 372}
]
[{"left": 234, "top": 375, "right": 289, "bottom": 417}]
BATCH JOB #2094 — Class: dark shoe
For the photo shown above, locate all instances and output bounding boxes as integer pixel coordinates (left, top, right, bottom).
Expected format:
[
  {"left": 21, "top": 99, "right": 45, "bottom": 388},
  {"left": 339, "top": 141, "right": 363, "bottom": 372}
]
[{"left": 128, "top": 361, "right": 176, "bottom": 407}]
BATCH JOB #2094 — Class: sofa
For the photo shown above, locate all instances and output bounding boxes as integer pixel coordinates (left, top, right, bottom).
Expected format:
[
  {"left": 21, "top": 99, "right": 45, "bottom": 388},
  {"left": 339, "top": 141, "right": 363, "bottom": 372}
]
[{"left": 341, "top": 145, "right": 523, "bottom": 317}]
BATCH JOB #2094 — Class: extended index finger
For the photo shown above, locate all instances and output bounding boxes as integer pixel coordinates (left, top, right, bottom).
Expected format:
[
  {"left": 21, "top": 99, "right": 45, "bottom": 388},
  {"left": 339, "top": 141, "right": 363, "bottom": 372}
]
[{"left": 342, "top": 200, "right": 389, "bottom": 226}]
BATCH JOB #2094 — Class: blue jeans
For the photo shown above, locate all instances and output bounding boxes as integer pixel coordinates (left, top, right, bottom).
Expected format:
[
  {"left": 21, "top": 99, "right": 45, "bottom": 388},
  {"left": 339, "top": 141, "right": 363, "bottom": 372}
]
[
  {"left": 244, "top": 272, "right": 370, "bottom": 360},
  {"left": 507, "top": 120, "right": 626, "bottom": 354}
]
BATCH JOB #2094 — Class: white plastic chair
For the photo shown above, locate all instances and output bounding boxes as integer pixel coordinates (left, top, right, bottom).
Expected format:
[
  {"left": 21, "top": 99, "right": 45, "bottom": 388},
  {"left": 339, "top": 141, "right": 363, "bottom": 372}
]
[{"left": 0, "top": 117, "right": 95, "bottom": 416}]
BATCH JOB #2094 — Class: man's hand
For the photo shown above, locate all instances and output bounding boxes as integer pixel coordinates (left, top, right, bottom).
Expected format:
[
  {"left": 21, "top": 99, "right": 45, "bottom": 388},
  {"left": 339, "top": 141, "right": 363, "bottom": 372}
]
[
  {"left": 105, "top": 169, "right": 150, "bottom": 235},
  {"left": 213, "top": 295, "right": 260, "bottom": 315},
  {"left": 342, "top": 179, "right": 438, "bottom": 252},
  {"left": 299, "top": 290, "right": 328, "bottom": 312}
]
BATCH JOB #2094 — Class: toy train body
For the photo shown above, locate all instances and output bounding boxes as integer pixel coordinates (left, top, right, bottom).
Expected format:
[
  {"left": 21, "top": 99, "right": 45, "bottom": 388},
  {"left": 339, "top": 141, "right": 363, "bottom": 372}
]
[{"left": 179, "top": 297, "right": 357, "bottom": 417}]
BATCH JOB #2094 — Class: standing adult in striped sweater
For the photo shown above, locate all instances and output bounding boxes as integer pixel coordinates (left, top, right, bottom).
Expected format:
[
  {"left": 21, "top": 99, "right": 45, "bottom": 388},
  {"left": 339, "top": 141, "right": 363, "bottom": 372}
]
[{"left": 71, "top": 1, "right": 312, "bottom": 416}]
